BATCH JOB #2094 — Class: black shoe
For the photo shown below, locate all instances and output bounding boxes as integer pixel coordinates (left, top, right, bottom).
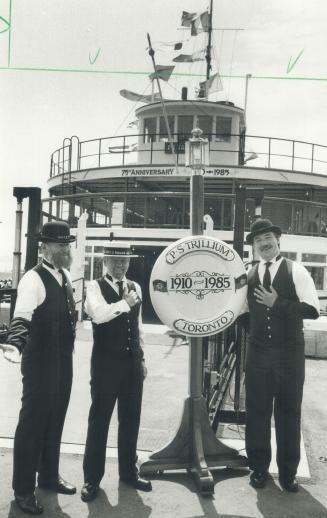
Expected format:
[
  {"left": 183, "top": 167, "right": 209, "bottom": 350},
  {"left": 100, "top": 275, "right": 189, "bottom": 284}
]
[
  {"left": 250, "top": 471, "right": 268, "bottom": 489},
  {"left": 15, "top": 493, "right": 43, "bottom": 515},
  {"left": 38, "top": 475, "right": 76, "bottom": 495},
  {"left": 81, "top": 482, "right": 99, "bottom": 502},
  {"left": 120, "top": 475, "right": 152, "bottom": 492},
  {"left": 279, "top": 477, "right": 299, "bottom": 493}
]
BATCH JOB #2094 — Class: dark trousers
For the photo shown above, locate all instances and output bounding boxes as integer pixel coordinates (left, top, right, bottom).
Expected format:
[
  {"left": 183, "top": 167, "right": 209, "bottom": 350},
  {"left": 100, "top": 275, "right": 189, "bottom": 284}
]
[
  {"left": 83, "top": 356, "right": 143, "bottom": 485},
  {"left": 13, "top": 351, "right": 72, "bottom": 494},
  {"left": 245, "top": 343, "right": 304, "bottom": 479}
]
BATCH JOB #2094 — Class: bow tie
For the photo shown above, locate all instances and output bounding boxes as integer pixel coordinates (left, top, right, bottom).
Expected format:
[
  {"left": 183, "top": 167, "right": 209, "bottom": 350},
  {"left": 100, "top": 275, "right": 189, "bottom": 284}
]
[{"left": 106, "top": 274, "right": 124, "bottom": 285}]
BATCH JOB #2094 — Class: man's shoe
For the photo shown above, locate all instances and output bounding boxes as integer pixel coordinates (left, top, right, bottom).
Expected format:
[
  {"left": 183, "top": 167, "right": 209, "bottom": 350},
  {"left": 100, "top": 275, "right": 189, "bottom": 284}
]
[
  {"left": 15, "top": 493, "right": 43, "bottom": 515},
  {"left": 38, "top": 475, "right": 76, "bottom": 495},
  {"left": 81, "top": 482, "right": 99, "bottom": 502},
  {"left": 120, "top": 475, "right": 152, "bottom": 492},
  {"left": 250, "top": 471, "right": 268, "bottom": 489},
  {"left": 279, "top": 477, "right": 299, "bottom": 493}
]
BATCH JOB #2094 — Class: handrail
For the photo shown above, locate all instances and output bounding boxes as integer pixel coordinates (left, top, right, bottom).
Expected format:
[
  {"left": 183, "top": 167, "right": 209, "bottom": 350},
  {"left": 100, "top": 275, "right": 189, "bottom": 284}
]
[{"left": 49, "top": 132, "right": 327, "bottom": 178}]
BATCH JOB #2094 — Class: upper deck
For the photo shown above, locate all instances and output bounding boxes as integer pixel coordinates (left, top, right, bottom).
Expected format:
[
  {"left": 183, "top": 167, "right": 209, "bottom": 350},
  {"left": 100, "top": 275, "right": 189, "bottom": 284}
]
[{"left": 45, "top": 99, "right": 327, "bottom": 239}]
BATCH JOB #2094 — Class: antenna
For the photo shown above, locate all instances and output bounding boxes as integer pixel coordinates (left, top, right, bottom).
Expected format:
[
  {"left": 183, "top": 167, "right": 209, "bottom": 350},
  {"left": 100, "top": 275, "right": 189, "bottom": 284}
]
[{"left": 206, "top": 0, "right": 214, "bottom": 81}]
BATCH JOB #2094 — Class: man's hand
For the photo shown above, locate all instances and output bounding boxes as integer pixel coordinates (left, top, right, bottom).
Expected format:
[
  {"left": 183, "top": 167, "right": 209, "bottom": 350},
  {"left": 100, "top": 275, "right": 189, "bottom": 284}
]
[
  {"left": 123, "top": 287, "right": 139, "bottom": 308},
  {"left": 0, "top": 344, "right": 21, "bottom": 363},
  {"left": 254, "top": 285, "right": 278, "bottom": 307}
]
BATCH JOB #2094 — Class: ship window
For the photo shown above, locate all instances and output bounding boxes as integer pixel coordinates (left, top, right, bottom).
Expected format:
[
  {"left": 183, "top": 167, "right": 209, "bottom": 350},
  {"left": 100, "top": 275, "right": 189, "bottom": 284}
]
[
  {"left": 304, "top": 266, "right": 324, "bottom": 290},
  {"left": 197, "top": 116, "right": 213, "bottom": 140},
  {"left": 93, "top": 257, "right": 104, "bottom": 279},
  {"left": 216, "top": 117, "right": 232, "bottom": 142},
  {"left": 281, "top": 251, "right": 297, "bottom": 260},
  {"left": 84, "top": 256, "right": 91, "bottom": 281},
  {"left": 177, "top": 115, "right": 194, "bottom": 142},
  {"left": 302, "top": 253, "right": 327, "bottom": 263},
  {"left": 143, "top": 117, "right": 156, "bottom": 143},
  {"left": 159, "top": 116, "right": 175, "bottom": 141}
]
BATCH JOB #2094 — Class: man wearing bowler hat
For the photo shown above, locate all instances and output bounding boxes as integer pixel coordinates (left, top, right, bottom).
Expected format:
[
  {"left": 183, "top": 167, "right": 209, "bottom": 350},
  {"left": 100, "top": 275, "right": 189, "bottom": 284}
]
[
  {"left": 244, "top": 218, "right": 319, "bottom": 492},
  {"left": 81, "top": 241, "right": 151, "bottom": 503},
  {"left": 2, "top": 221, "right": 77, "bottom": 514}
]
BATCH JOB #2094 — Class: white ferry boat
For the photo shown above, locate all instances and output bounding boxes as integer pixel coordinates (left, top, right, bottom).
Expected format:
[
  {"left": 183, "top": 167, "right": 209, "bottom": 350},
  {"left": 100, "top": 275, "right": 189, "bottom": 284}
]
[{"left": 41, "top": 7, "right": 327, "bottom": 322}]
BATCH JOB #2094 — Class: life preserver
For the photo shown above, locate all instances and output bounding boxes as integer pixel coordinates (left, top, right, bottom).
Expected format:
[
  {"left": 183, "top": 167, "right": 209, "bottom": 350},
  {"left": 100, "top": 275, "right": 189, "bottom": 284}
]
[{"left": 150, "top": 235, "right": 247, "bottom": 337}]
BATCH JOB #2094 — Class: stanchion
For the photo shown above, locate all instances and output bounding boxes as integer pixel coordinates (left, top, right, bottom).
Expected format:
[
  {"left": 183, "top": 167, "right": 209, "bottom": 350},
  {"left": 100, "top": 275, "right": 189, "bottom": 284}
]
[{"left": 140, "top": 131, "right": 247, "bottom": 495}]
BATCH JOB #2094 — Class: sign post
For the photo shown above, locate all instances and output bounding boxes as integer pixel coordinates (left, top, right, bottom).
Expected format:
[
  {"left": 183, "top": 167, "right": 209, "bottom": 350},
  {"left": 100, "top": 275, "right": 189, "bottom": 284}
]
[{"left": 139, "top": 129, "right": 247, "bottom": 495}]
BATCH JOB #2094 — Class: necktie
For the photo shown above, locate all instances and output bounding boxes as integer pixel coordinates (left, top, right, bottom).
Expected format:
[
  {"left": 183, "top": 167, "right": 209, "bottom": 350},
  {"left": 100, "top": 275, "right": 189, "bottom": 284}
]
[
  {"left": 116, "top": 280, "right": 124, "bottom": 298},
  {"left": 263, "top": 262, "right": 272, "bottom": 290}
]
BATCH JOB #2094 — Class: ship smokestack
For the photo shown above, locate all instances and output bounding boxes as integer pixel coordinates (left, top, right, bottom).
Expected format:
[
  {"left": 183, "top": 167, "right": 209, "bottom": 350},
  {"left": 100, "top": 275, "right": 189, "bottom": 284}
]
[{"left": 182, "top": 87, "right": 188, "bottom": 100}]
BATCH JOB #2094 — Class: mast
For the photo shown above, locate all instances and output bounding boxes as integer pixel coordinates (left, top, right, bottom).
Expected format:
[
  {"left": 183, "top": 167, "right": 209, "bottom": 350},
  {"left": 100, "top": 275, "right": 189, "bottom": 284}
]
[
  {"left": 147, "top": 33, "right": 179, "bottom": 172},
  {"left": 205, "top": 0, "right": 214, "bottom": 99}
]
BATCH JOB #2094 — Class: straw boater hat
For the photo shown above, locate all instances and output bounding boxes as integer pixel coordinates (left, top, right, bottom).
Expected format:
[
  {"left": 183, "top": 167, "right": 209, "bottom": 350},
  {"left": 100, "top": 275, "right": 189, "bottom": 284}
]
[
  {"left": 246, "top": 218, "right": 282, "bottom": 245},
  {"left": 103, "top": 241, "right": 139, "bottom": 258},
  {"left": 36, "top": 221, "right": 76, "bottom": 243}
]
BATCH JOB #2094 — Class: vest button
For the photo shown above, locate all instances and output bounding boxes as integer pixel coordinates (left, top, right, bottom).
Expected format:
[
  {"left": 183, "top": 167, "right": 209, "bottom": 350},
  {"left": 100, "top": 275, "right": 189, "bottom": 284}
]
[
  {"left": 267, "top": 317, "right": 270, "bottom": 320},
  {"left": 268, "top": 335, "right": 272, "bottom": 338}
]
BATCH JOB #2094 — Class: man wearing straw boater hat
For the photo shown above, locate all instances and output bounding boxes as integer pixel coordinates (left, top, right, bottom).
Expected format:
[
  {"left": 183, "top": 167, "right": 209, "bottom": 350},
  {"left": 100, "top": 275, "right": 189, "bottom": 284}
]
[
  {"left": 1, "top": 221, "right": 77, "bottom": 515},
  {"left": 81, "top": 241, "right": 151, "bottom": 502},
  {"left": 245, "top": 218, "right": 319, "bottom": 493}
]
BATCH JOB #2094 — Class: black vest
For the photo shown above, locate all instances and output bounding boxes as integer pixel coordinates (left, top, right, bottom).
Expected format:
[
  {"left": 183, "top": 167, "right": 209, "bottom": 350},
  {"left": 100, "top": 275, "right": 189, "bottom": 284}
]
[
  {"left": 247, "top": 258, "right": 304, "bottom": 347},
  {"left": 92, "top": 277, "right": 143, "bottom": 359},
  {"left": 25, "top": 264, "right": 75, "bottom": 356}
]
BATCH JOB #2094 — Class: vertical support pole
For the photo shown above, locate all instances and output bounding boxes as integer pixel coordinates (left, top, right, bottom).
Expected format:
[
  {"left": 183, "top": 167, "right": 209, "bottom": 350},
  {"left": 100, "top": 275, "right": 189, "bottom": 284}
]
[
  {"left": 233, "top": 185, "right": 246, "bottom": 411},
  {"left": 25, "top": 188, "right": 41, "bottom": 272},
  {"left": 190, "top": 174, "right": 204, "bottom": 397},
  {"left": 12, "top": 199, "right": 23, "bottom": 290}
]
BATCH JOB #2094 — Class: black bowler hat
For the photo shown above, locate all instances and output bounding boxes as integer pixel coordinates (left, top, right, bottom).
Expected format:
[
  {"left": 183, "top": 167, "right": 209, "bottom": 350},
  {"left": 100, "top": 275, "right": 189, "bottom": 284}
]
[
  {"left": 36, "top": 221, "right": 76, "bottom": 243},
  {"left": 246, "top": 218, "right": 282, "bottom": 244}
]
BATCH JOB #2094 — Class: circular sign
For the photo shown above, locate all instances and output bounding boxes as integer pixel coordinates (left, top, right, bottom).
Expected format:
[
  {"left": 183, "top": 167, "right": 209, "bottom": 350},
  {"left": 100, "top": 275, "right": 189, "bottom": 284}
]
[{"left": 150, "top": 235, "right": 247, "bottom": 337}]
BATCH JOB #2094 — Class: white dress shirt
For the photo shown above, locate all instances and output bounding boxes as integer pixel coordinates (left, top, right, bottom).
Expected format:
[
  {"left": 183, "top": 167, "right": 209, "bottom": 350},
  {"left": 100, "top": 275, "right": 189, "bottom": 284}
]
[
  {"left": 257, "top": 255, "right": 320, "bottom": 312},
  {"left": 14, "top": 262, "right": 71, "bottom": 321},
  {"left": 85, "top": 275, "right": 144, "bottom": 345}
]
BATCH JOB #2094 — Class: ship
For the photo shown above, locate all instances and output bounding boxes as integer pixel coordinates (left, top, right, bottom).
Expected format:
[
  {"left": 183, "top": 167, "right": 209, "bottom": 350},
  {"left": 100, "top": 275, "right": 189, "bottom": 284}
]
[{"left": 41, "top": 4, "right": 327, "bottom": 323}]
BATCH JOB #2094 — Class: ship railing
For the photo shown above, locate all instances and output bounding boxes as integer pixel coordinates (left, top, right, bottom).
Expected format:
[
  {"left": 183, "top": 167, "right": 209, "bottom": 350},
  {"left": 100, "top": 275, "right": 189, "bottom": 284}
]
[
  {"left": 203, "top": 316, "right": 248, "bottom": 430},
  {"left": 49, "top": 133, "right": 327, "bottom": 178}
]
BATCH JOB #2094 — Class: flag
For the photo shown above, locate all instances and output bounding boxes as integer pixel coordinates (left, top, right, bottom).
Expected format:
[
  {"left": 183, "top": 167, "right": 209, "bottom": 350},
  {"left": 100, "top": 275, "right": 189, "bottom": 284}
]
[
  {"left": 191, "top": 11, "right": 210, "bottom": 36},
  {"left": 149, "top": 65, "right": 175, "bottom": 82},
  {"left": 151, "top": 40, "right": 185, "bottom": 51},
  {"left": 191, "top": 16, "right": 201, "bottom": 36},
  {"left": 120, "top": 90, "right": 168, "bottom": 103},
  {"left": 199, "top": 73, "right": 223, "bottom": 95},
  {"left": 173, "top": 49, "right": 205, "bottom": 63},
  {"left": 127, "top": 120, "right": 138, "bottom": 128},
  {"left": 181, "top": 11, "right": 197, "bottom": 27},
  {"left": 200, "top": 11, "right": 210, "bottom": 32}
]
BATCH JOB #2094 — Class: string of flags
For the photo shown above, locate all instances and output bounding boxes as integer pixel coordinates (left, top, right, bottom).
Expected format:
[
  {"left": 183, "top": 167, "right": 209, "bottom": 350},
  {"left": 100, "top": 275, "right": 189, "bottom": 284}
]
[{"left": 121, "top": 9, "right": 222, "bottom": 104}]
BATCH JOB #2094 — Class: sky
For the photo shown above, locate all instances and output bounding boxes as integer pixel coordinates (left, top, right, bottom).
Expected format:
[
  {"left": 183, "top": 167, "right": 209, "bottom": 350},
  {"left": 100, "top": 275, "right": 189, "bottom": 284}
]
[{"left": 1, "top": 0, "right": 327, "bottom": 271}]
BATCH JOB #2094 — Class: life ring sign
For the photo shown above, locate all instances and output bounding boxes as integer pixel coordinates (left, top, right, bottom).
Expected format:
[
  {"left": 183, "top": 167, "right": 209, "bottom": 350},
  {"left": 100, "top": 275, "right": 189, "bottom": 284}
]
[{"left": 150, "top": 235, "right": 247, "bottom": 337}]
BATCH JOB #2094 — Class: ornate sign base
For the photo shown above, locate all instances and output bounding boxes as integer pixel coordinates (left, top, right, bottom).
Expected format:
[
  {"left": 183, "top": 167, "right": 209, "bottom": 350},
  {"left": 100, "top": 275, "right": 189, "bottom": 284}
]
[{"left": 139, "top": 394, "right": 247, "bottom": 495}]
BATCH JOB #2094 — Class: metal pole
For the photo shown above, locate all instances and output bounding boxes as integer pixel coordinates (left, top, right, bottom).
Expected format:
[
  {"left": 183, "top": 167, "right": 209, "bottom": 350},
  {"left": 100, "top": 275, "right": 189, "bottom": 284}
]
[
  {"left": 25, "top": 188, "right": 41, "bottom": 271},
  {"left": 189, "top": 173, "right": 204, "bottom": 397},
  {"left": 12, "top": 200, "right": 23, "bottom": 289},
  {"left": 244, "top": 74, "right": 252, "bottom": 127}
]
